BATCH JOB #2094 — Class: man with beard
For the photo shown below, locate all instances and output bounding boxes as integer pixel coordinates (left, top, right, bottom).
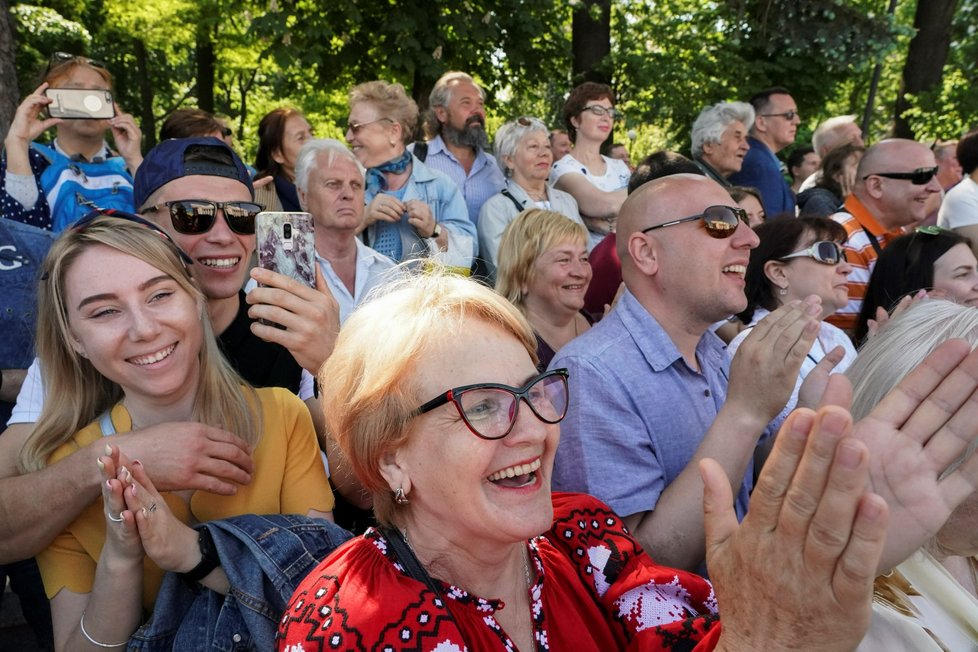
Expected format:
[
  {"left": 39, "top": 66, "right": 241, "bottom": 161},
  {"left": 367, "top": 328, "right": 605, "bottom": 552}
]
[{"left": 420, "top": 71, "right": 505, "bottom": 225}]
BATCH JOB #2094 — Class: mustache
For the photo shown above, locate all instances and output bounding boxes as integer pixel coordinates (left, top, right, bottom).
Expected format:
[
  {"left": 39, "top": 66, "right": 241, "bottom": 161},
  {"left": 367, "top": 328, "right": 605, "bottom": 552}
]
[{"left": 465, "top": 115, "right": 486, "bottom": 128}]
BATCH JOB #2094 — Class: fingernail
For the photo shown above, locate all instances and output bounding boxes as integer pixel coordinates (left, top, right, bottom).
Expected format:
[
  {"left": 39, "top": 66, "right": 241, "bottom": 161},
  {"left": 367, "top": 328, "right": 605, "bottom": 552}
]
[
  {"left": 837, "top": 440, "right": 864, "bottom": 469},
  {"left": 132, "top": 459, "right": 142, "bottom": 467},
  {"left": 861, "top": 496, "right": 884, "bottom": 521},
  {"left": 131, "top": 483, "right": 137, "bottom": 496},
  {"left": 106, "top": 479, "right": 113, "bottom": 489},
  {"left": 105, "top": 444, "right": 112, "bottom": 456},
  {"left": 96, "top": 458, "right": 104, "bottom": 471}
]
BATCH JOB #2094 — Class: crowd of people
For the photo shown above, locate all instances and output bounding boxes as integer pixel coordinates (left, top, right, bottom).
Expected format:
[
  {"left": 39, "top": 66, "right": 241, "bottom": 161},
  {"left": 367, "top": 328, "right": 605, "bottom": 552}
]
[{"left": 2, "top": 52, "right": 978, "bottom": 651}]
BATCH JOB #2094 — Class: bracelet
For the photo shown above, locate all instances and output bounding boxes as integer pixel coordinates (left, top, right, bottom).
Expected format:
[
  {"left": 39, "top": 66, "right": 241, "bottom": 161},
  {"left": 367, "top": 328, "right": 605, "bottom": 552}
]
[{"left": 79, "top": 612, "right": 128, "bottom": 648}]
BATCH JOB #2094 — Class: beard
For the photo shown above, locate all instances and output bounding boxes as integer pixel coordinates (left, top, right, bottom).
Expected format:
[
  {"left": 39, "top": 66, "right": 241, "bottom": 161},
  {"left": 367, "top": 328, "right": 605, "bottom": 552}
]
[{"left": 441, "top": 115, "right": 489, "bottom": 151}]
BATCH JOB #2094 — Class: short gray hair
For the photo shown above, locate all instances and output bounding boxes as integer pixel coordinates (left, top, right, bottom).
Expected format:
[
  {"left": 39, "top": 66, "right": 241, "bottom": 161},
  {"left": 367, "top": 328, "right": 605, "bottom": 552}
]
[
  {"left": 295, "top": 138, "right": 365, "bottom": 193},
  {"left": 493, "top": 117, "right": 549, "bottom": 177},
  {"left": 812, "top": 115, "right": 858, "bottom": 156},
  {"left": 690, "top": 102, "right": 755, "bottom": 158},
  {"left": 429, "top": 71, "right": 484, "bottom": 109}
]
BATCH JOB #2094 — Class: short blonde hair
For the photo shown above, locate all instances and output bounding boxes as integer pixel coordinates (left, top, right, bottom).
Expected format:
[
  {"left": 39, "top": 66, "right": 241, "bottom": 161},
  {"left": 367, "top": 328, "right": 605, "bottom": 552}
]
[
  {"left": 847, "top": 299, "right": 978, "bottom": 422},
  {"left": 319, "top": 270, "right": 536, "bottom": 525},
  {"left": 348, "top": 81, "right": 418, "bottom": 146},
  {"left": 495, "top": 209, "right": 589, "bottom": 313}
]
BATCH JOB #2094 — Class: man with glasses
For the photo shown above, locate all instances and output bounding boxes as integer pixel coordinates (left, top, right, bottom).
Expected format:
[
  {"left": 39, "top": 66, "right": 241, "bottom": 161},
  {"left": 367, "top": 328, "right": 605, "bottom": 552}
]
[
  {"left": 0, "top": 137, "right": 343, "bottom": 563},
  {"left": 418, "top": 71, "right": 505, "bottom": 226},
  {"left": 551, "top": 173, "right": 822, "bottom": 573},
  {"left": 729, "top": 87, "right": 800, "bottom": 218},
  {"left": 827, "top": 139, "right": 942, "bottom": 334}
]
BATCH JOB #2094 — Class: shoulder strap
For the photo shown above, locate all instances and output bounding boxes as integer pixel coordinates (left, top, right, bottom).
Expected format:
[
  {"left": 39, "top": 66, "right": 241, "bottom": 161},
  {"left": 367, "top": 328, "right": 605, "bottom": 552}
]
[
  {"left": 377, "top": 526, "right": 443, "bottom": 596},
  {"left": 98, "top": 410, "right": 117, "bottom": 436},
  {"left": 501, "top": 188, "right": 525, "bottom": 212},
  {"left": 860, "top": 222, "right": 883, "bottom": 256},
  {"left": 413, "top": 141, "right": 428, "bottom": 163}
]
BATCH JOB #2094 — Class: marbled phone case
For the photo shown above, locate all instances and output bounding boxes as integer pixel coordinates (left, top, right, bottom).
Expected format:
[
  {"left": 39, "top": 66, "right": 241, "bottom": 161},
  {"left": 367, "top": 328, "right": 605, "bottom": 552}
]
[{"left": 256, "top": 212, "right": 316, "bottom": 288}]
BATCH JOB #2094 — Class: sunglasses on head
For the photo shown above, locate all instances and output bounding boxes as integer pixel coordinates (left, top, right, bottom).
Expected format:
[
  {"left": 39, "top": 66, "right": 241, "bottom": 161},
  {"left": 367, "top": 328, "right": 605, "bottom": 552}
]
[
  {"left": 46, "top": 51, "right": 107, "bottom": 75},
  {"left": 641, "top": 205, "right": 750, "bottom": 239},
  {"left": 779, "top": 240, "right": 845, "bottom": 265},
  {"left": 141, "top": 200, "right": 263, "bottom": 235},
  {"left": 64, "top": 209, "right": 194, "bottom": 267},
  {"left": 863, "top": 166, "right": 938, "bottom": 185}
]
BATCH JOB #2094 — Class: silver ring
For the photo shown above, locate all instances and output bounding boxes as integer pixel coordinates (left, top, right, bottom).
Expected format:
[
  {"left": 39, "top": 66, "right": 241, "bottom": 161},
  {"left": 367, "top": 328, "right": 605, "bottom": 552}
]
[
  {"left": 107, "top": 512, "right": 124, "bottom": 523},
  {"left": 148, "top": 502, "right": 157, "bottom": 513}
]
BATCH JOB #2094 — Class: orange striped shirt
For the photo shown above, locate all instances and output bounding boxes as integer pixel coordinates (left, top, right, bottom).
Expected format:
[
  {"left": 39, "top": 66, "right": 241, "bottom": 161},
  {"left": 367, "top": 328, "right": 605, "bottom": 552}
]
[{"left": 826, "top": 195, "right": 904, "bottom": 333}]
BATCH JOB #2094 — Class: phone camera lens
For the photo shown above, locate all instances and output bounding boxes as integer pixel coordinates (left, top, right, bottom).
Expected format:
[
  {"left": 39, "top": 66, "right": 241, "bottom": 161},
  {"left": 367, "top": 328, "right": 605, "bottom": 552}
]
[{"left": 283, "top": 223, "right": 292, "bottom": 239}]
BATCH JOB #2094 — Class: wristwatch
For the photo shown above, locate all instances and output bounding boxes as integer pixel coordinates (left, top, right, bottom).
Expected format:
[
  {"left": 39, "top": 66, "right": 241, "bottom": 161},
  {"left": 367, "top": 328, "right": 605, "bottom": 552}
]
[
  {"left": 181, "top": 528, "right": 220, "bottom": 585},
  {"left": 429, "top": 223, "right": 442, "bottom": 239}
]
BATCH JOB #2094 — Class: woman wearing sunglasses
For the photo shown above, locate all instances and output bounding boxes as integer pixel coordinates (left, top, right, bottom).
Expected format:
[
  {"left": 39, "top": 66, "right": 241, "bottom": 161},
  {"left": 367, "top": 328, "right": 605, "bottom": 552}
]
[
  {"left": 855, "top": 228, "right": 978, "bottom": 342},
  {"left": 730, "top": 216, "right": 856, "bottom": 418},
  {"left": 278, "top": 270, "right": 905, "bottom": 651},
  {"left": 2, "top": 53, "right": 143, "bottom": 232},
  {"left": 22, "top": 214, "right": 335, "bottom": 650},
  {"left": 551, "top": 83, "right": 631, "bottom": 249},
  {"left": 345, "top": 81, "right": 476, "bottom": 269}
]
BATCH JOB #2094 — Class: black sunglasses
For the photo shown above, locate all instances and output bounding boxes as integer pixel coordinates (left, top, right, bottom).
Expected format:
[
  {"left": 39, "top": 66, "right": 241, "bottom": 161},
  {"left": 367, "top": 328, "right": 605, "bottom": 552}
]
[
  {"left": 46, "top": 52, "right": 107, "bottom": 75},
  {"left": 863, "top": 166, "right": 938, "bottom": 185},
  {"left": 760, "top": 110, "right": 799, "bottom": 121},
  {"left": 641, "top": 205, "right": 750, "bottom": 239},
  {"left": 415, "top": 369, "right": 569, "bottom": 440},
  {"left": 779, "top": 240, "right": 845, "bottom": 265},
  {"left": 141, "top": 200, "right": 263, "bottom": 235}
]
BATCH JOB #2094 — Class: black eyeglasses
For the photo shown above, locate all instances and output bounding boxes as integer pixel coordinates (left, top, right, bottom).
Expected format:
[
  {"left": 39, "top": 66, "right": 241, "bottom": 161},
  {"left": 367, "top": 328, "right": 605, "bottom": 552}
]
[
  {"left": 760, "top": 110, "right": 799, "bottom": 121},
  {"left": 581, "top": 105, "right": 622, "bottom": 120},
  {"left": 779, "top": 240, "right": 845, "bottom": 265},
  {"left": 641, "top": 205, "right": 749, "bottom": 239},
  {"left": 346, "top": 117, "right": 393, "bottom": 136},
  {"left": 220, "top": 126, "right": 233, "bottom": 137},
  {"left": 141, "top": 200, "right": 263, "bottom": 235},
  {"left": 68, "top": 209, "right": 194, "bottom": 267},
  {"left": 862, "top": 166, "right": 938, "bottom": 185},
  {"left": 415, "top": 369, "right": 569, "bottom": 440}
]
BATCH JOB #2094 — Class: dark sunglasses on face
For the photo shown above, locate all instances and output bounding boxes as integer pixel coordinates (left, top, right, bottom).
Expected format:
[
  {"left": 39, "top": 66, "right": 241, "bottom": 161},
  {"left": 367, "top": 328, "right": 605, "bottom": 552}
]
[
  {"left": 862, "top": 166, "right": 938, "bottom": 185},
  {"left": 641, "top": 205, "right": 750, "bottom": 239},
  {"left": 779, "top": 240, "right": 845, "bottom": 265},
  {"left": 141, "top": 200, "right": 263, "bottom": 235},
  {"left": 415, "top": 369, "right": 570, "bottom": 440},
  {"left": 346, "top": 117, "right": 393, "bottom": 136},
  {"left": 760, "top": 110, "right": 799, "bottom": 121}
]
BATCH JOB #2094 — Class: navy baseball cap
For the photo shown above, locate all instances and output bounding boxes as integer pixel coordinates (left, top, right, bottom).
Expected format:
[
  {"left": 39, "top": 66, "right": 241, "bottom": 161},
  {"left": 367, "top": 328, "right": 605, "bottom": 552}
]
[{"left": 133, "top": 137, "right": 254, "bottom": 210}]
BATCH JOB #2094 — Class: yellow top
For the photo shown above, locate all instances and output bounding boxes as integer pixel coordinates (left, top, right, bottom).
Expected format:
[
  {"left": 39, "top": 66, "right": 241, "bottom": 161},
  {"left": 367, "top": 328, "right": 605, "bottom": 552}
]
[{"left": 37, "top": 386, "right": 334, "bottom": 611}]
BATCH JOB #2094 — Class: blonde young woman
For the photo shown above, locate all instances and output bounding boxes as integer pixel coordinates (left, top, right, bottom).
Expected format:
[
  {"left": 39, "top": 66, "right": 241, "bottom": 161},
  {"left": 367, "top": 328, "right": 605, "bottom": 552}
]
[
  {"left": 496, "top": 209, "right": 593, "bottom": 371},
  {"left": 21, "top": 214, "right": 334, "bottom": 650}
]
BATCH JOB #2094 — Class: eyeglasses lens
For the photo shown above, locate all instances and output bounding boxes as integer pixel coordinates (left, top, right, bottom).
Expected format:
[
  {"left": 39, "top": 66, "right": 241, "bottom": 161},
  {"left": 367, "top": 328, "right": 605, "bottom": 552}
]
[
  {"left": 702, "top": 207, "right": 744, "bottom": 238},
  {"left": 815, "top": 242, "right": 842, "bottom": 264},
  {"left": 457, "top": 374, "right": 568, "bottom": 439},
  {"left": 168, "top": 201, "right": 259, "bottom": 235}
]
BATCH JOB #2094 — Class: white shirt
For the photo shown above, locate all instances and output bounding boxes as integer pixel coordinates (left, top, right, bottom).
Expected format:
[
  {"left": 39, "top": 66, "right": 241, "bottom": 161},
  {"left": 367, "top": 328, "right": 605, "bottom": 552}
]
[{"left": 314, "top": 239, "right": 396, "bottom": 324}]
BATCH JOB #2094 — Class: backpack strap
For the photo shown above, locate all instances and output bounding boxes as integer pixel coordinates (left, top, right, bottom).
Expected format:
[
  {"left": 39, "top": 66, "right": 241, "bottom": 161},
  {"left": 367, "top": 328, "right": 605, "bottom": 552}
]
[{"left": 501, "top": 188, "right": 526, "bottom": 212}]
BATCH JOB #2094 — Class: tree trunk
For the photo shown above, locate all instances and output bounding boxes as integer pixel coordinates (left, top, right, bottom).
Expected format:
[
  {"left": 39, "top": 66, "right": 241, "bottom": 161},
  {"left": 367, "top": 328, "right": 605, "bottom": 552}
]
[
  {"left": 196, "top": 23, "right": 216, "bottom": 113},
  {"left": 0, "top": 0, "right": 18, "bottom": 138},
  {"left": 892, "top": 0, "right": 959, "bottom": 139},
  {"left": 572, "top": 0, "right": 611, "bottom": 84},
  {"left": 134, "top": 39, "right": 157, "bottom": 149}
]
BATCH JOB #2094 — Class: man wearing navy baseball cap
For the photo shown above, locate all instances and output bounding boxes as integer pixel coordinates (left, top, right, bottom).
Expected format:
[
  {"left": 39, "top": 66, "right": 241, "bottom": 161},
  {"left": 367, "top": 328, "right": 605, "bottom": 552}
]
[{"left": 0, "top": 138, "right": 350, "bottom": 565}]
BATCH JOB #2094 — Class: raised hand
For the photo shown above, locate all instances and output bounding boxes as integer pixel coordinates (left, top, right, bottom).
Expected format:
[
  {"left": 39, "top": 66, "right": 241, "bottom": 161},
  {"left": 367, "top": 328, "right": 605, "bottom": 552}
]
[{"left": 703, "top": 407, "right": 888, "bottom": 651}]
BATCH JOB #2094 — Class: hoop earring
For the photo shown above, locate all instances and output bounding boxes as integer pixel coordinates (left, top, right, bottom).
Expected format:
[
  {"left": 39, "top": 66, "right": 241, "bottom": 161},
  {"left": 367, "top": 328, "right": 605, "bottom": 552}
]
[{"left": 394, "top": 487, "right": 409, "bottom": 505}]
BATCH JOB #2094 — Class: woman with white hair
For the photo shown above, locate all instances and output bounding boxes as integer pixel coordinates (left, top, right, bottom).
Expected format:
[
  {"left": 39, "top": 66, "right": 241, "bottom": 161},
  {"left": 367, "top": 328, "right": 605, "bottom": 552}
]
[
  {"left": 690, "top": 102, "right": 755, "bottom": 186},
  {"left": 479, "top": 117, "right": 585, "bottom": 280},
  {"left": 847, "top": 299, "right": 978, "bottom": 650}
]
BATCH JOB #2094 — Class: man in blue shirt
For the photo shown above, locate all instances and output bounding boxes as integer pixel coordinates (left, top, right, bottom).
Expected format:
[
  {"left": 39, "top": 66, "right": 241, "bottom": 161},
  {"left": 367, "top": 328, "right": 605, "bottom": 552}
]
[
  {"left": 550, "top": 174, "right": 821, "bottom": 572},
  {"left": 729, "top": 87, "right": 799, "bottom": 217},
  {"left": 421, "top": 72, "right": 505, "bottom": 225}
]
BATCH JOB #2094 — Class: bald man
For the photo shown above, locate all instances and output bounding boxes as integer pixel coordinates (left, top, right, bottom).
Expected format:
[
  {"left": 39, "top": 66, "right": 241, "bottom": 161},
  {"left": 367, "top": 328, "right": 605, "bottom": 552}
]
[
  {"left": 550, "top": 174, "right": 822, "bottom": 572},
  {"left": 827, "top": 139, "right": 942, "bottom": 333}
]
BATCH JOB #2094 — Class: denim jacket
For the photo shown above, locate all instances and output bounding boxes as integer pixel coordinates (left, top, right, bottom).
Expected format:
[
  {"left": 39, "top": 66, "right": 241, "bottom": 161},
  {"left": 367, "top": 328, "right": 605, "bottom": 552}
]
[
  {"left": 128, "top": 514, "right": 352, "bottom": 651},
  {"left": 0, "top": 218, "right": 55, "bottom": 369}
]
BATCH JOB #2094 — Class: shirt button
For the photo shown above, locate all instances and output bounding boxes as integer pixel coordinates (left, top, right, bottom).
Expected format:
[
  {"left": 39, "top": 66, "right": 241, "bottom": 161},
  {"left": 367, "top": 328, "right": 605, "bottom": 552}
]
[
  {"left": 704, "top": 389, "right": 711, "bottom": 397},
  {"left": 232, "top": 634, "right": 241, "bottom": 643}
]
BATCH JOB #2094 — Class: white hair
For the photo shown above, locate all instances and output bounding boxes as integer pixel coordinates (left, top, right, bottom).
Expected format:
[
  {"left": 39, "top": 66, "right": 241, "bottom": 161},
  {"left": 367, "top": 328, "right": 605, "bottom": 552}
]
[
  {"left": 690, "top": 102, "right": 755, "bottom": 158},
  {"left": 295, "top": 138, "right": 365, "bottom": 193},
  {"left": 493, "top": 117, "right": 549, "bottom": 177},
  {"left": 428, "top": 71, "right": 485, "bottom": 109},
  {"left": 812, "top": 115, "right": 858, "bottom": 156}
]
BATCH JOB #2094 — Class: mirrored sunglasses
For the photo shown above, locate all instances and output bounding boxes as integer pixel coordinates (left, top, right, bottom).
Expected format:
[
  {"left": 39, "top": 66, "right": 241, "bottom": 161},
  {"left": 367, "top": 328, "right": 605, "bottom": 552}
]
[
  {"left": 415, "top": 369, "right": 569, "bottom": 440},
  {"left": 141, "top": 200, "right": 263, "bottom": 235},
  {"left": 863, "top": 166, "right": 938, "bottom": 185},
  {"left": 641, "top": 205, "right": 749, "bottom": 239}
]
